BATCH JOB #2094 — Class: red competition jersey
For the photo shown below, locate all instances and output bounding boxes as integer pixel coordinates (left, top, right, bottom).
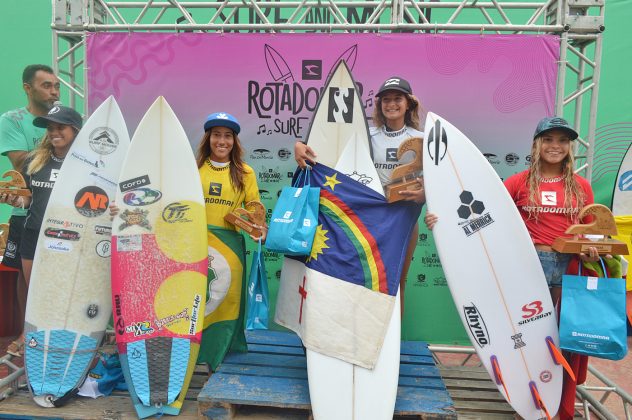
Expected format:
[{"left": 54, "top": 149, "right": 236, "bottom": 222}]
[{"left": 504, "top": 170, "right": 594, "bottom": 246}]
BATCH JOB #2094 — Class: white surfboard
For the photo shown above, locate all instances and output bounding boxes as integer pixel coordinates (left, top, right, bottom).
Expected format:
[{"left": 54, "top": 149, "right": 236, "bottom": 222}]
[
  {"left": 422, "top": 112, "right": 563, "bottom": 419},
  {"left": 297, "top": 60, "right": 399, "bottom": 420},
  {"left": 612, "top": 141, "right": 632, "bottom": 215},
  {"left": 24, "top": 96, "right": 130, "bottom": 407}
]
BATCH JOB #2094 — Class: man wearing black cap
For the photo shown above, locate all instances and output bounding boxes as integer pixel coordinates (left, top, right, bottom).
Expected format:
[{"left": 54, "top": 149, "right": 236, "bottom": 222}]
[{"left": 0, "top": 65, "right": 60, "bottom": 356}]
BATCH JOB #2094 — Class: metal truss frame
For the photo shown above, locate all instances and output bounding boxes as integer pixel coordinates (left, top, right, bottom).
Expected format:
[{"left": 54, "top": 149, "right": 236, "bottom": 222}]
[{"left": 52, "top": 0, "right": 605, "bottom": 179}]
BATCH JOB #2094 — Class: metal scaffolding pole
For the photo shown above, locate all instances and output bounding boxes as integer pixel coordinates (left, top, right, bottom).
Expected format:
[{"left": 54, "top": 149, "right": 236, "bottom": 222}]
[{"left": 51, "top": 0, "right": 605, "bottom": 180}]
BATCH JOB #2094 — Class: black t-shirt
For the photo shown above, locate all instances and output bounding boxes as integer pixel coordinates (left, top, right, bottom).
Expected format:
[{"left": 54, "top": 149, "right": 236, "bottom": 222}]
[{"left": 23, "top": 156, "right": 63, "bottom": 231}]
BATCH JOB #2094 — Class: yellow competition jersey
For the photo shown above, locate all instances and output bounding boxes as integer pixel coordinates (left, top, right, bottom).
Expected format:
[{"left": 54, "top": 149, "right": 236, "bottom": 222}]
[{"left": 199, "top": 159, "right": 261, "bottom": 230}]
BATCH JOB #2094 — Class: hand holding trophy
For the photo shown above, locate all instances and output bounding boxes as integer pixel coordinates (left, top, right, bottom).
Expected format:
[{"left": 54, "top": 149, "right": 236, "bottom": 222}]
[
  {"left": 385, "top": 137, "right": 423, "bottom": 203},
  {"left": 224, "top": 201, "right": 267, "bottom": 238}
]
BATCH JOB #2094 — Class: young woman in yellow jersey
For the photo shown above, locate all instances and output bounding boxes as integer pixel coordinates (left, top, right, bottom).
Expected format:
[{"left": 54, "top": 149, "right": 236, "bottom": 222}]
[{"left": 196, "top": 112, "right": 266, "bottom": 371}]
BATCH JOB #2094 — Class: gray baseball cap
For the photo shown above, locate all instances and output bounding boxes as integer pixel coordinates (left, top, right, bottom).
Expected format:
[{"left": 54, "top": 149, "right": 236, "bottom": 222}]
[{"left": 533, "top": 117, "right": 578, "bottom": 140}]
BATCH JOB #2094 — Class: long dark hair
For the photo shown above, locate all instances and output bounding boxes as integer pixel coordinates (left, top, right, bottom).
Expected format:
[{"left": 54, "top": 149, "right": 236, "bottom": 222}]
[{"left": 195, "top": 129, "right": 246, "bottom": 192}]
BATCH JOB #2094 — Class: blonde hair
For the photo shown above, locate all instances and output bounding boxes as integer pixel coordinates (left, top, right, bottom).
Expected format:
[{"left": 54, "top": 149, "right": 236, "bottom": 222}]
[
  {"left": 525, "top": 136, "right": 586, "bottom": 221},
  {"left": 27, "top": 128, "right": 77, "bottom": 174},
  {"left": 372, "top": 93, "right": 423, "bottom": 130}
]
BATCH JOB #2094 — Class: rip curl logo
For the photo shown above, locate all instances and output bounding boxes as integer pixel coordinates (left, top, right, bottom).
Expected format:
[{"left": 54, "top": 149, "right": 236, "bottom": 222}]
[
  {"left": 49, "top": 106, "right": 61, "bottom": 114},
  {"left": 541, "top": 191, "right": 557, "bottom": 206},
  {"left": 327, "top": 87, "right": 355, "bottom": 124},
  {"left": 216, "top": 113, "right": 229, "bottom": 120}
]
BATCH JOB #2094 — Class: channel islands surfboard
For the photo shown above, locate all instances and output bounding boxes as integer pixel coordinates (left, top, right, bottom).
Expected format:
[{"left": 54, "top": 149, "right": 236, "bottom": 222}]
[
  {"left": 288, "top": 60, "right": 400, "bottom": 420},
  {"left": 111, "top": 97, "right": 207, "bottom": 418},
  {"left": 422, "top": 112, "right": 563, "bottom": 419},
  {"left": 24, "top": 96, "right": 129, "bottom": 407}
]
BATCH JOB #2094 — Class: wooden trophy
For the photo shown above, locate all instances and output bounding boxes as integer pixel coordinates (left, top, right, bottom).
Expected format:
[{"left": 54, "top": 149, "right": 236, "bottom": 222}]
[
  {"left": 224, "top": 201, "right": 266, "bottom": 238},
  {"left": 552, "top": 203, "right": 629, "bottom": 255},
  {"left": 0, "top": 170, "right": 31, "bottom": 197},
  {"left": 385, "top": 137, "right": 423, "bottom": 203}
]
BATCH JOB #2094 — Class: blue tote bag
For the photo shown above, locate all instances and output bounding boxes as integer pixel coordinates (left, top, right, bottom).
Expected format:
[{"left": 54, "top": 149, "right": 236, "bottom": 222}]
[
  {"left": 265, "top": 168, "right": 319, "bottom": 256},
  {"left": 559, "top": 258, "right": 628, "bottom": 360},
  {"left": 246, "top": 239, "right": 269, "bottom": 330}
]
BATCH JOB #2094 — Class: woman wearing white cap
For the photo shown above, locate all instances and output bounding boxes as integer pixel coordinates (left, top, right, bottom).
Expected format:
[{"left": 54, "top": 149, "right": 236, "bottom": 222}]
[
  {"left": 294, "top": 76, "right": 426, "bottom": 313},
  {"left": 195, "top": 112, "right": 266, "bottom": 371},
  {"left": 1, "top": 105, "right": 82, "bottom": 356}
]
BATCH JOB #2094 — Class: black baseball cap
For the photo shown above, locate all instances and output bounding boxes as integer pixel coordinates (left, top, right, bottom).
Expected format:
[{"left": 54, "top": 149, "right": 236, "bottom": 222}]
[
  {"left": 33, "top": 105, "right": 83, "bottom": 130},
  {"left": 376, "top": 77, "right": 412, "bottom": 97},
  {"left": 533, "top": 117, "right": 578, "bottom": 140}
]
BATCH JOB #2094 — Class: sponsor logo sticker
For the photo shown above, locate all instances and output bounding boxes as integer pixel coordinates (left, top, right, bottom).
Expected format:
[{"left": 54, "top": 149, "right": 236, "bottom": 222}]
[
  {"left": 45, "top": 239, "right": 72, "bottom": 253},
  {"left": 463, "top": 304, "right": 490, "bottom": 347},
  {"left": 44, "top": 228, "right": 80, "bottom": 241},
  {"left": 75, "top": 186, "right": 109, "bottom": 217},
  {"left": 119, "top": 175, "right": 150, "bottom": 193},
  {"left": 89, "top": 127, "right": 119, "bottom": 155},
  {"left": 327, "top": 87, "right": 354, "bottom": 124}
]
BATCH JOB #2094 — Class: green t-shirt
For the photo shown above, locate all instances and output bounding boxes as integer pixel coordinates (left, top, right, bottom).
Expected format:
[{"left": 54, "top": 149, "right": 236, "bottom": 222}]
[{"left": 0, "top": 107, "right": 46, "bottom": 216}]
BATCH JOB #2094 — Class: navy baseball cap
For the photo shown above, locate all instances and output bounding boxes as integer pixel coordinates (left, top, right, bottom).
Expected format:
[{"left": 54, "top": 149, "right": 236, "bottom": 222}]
[
  {"left": 33, "top": 105, "right": 83, "bottom": 130},
  {"left": 204, "top": 112, "right": 240, "bottom": 134},
  {"left": 376, "top": 77, "right": 413, "bottom": 97},
  {"left": 533, "top": 117, "right": 578, "bottom": 140}
]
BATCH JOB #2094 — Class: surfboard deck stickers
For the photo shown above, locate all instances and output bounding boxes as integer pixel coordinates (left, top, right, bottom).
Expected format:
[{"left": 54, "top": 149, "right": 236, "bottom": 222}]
[
  {"left": 24, "top": 96, "right": 130, "bottom": 407},
  {"left": 275, "top": 60, "right": 402, "bottom": 420},
  {"left": 111, "top": 97, "right": 207, "bottom": 418},
  {"left": 422, "top": 112, "right": 563, "bottom": 419}
]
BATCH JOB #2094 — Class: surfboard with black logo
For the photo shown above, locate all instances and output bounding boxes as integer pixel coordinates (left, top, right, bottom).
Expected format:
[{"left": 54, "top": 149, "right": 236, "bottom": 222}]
[
  {"left": 303, "top": 59, "right": 373, "bottom": 168},
  {"left": 422, "top": 112, "right": 563, "bottom": 419},
  {"left": 282, "top": 60, "right": 400, "bottom": 420},
  {"left": 110, "top": 96, "right": 207, "bottom": 418},
  {"left": 24, "top": 96, "right": 130, "bottom": 407}
]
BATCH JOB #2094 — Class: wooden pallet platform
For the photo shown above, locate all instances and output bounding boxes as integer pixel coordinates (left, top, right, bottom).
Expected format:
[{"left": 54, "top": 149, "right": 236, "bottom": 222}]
[
  {"left": 439, "top": 365, "right": 515, "bottom": 419},
  {"left": 198, "top": 330, "right": 457, "bottom": 419},
  {"left": 0, "top": 362, "right": 208, "bottom": 420}
]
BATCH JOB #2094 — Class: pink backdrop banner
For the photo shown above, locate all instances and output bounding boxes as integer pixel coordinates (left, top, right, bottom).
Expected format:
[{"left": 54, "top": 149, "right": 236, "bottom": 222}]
[{"left": 87, "top": 32, "right": 560, "bottom": 342}]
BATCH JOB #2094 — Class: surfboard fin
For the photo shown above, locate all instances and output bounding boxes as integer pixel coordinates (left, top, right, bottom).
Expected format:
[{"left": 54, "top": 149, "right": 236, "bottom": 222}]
[
  {"left": 490, "top": 355, "right": 510, "bottom": 402},
  {"left": 545, "top": 336, "right": 576, "bottom": 382},
  {"left": 529, "top": 381, "right": 552, "bottom": 420}
]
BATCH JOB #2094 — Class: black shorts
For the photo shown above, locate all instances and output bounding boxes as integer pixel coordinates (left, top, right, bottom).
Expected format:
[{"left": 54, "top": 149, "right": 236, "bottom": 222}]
[
  {"left": 2, "top": 215, "right": 25, "bottom": 268},
  {"left": 19, "top": 227, "right": 39, "bottom": 261}
]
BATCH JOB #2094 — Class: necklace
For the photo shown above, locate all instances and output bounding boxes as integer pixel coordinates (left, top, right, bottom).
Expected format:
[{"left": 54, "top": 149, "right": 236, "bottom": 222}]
[
  {"left": 51, "top": 154, "right": 65, "bottom": 163},
  {"left": 206, "top": 158, "right": 229, "bottom": 170},
  {"left": 540, "top": 176, "right": 563, "bottom": 183}
]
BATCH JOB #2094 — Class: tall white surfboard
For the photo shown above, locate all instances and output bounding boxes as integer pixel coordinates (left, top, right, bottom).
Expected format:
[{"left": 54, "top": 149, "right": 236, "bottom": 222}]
[
  {"left": 286, "top": 60, "right": 400, "bottom": 420},
  {"left": 24, "top": 96, "right": 130, "bottom": 407},
  {"left": 422, "top": 112, "right": 563, "bottom": 419}
]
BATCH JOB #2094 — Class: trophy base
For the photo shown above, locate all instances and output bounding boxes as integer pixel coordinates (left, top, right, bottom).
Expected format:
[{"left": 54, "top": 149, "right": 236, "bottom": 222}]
[
  {"left": 386, "top": 180, "right": 421, "bottom": 203},
  {"left": 551, "top": 237, "right": 629, "bottom": 255},
  {"left": 224, "top": 213, "right": 263, "bottom": 237}
]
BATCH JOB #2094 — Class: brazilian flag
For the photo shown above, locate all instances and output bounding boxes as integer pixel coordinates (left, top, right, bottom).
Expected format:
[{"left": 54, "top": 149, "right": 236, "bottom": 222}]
[{"left": 198, "top": 226, "right": 247, "bottom": 370}]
